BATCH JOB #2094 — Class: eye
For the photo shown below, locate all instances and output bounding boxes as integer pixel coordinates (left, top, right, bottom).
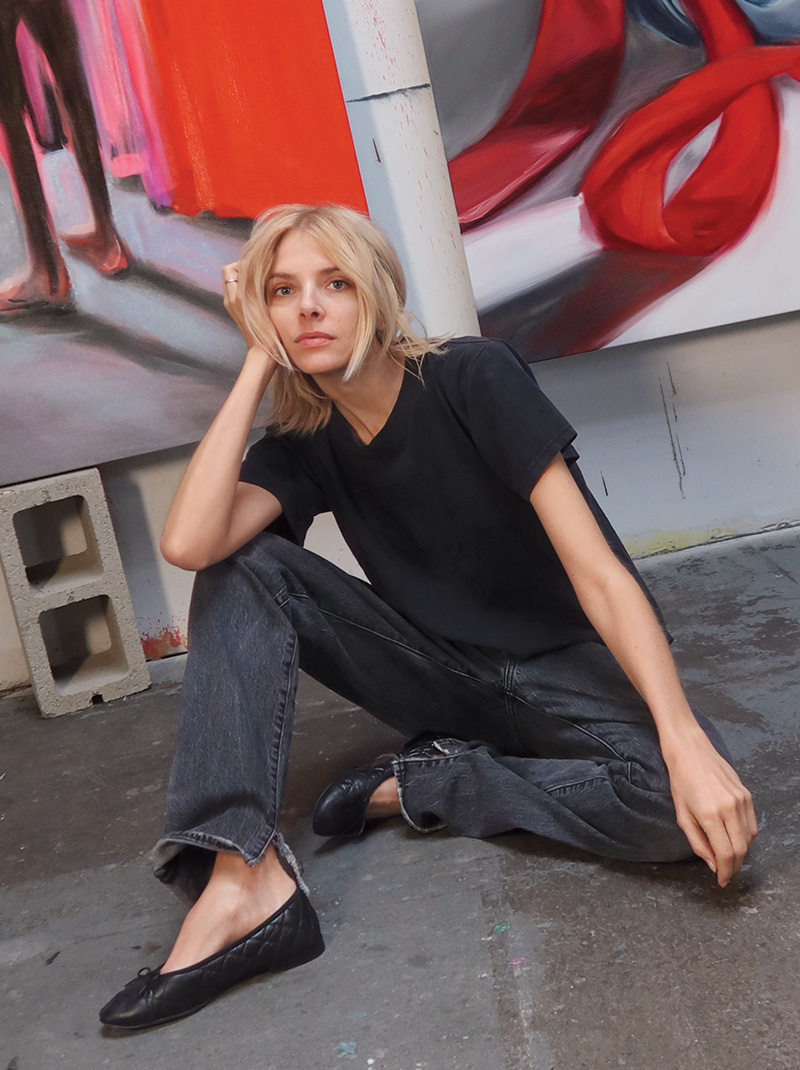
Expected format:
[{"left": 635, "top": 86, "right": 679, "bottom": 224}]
[
  {"left": 329, "top": 278, "right": 349, "bottom": 291},
  {"left": 272, "top": 285, "right": 293, "bottom": 298}
]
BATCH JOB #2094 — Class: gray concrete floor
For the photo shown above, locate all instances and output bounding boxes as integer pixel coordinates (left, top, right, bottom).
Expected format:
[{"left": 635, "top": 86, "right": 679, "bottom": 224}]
[{"left": 2, "top": 528, "right": 799, "bottom": 1069}]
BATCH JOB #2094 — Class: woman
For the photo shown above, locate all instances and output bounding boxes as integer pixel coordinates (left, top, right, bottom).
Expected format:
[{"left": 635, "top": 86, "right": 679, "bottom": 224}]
[{"left": 99, "top": 203, "right": 757, "bottom": 1030}]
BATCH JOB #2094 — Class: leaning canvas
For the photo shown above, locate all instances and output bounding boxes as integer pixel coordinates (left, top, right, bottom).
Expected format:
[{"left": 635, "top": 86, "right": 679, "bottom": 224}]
[
  {"left": 0, "top": 0, "right": 365, "bottom": 485},
  {"left": 416, "top": 0, "right": 800, "bottom": 360}
]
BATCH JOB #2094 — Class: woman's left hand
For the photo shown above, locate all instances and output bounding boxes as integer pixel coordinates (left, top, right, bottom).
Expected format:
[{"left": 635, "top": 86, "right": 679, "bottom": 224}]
[{"left": 664, "top": 731, "right": 758, "bottom": 888}]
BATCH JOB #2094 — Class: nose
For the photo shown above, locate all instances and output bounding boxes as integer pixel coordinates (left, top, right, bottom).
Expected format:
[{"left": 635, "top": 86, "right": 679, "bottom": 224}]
[{"left": 299, "top": 283, "right": 323, "bottom": 318}]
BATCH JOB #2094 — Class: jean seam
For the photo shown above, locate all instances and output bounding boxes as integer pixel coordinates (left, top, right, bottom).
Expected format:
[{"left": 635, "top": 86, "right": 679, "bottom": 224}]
[
  {"left": 504, "top": 660, "right": 528, "bottom": 751},
  {"left": 544, "top": 774, "right": 609, "bottom": 796},
  {"left": 240, "top": 555, "right": 298, "bottom": 856},
  {"left": 396, "top": 753, "right": 464, "bottom": 767},
  {"left": 392, "top": 758, "right": 447, "bottom": 833},
  {"left": 512, "top": 693, "right": 629, "bottom": 763},
  {"left": 265, "top": 625, "right": 298, "bottom": 844},
  {"left": 288, "top": 592, "right": 503, "bottom": 691}
]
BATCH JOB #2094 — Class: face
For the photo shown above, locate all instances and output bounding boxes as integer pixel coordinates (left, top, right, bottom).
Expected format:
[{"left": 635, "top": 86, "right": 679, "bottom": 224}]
[{"left": 266, "top": 229, "right": 362, "bottom": 381}]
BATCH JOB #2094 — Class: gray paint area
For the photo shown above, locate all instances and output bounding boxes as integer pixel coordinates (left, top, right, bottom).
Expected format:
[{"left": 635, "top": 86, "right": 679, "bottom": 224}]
[
  {"left": 1, "top": 528, "right": 798, "bottom": 1067},
  {"left": 414, "top": 0, "right": 541, "bottom": 158},
  {"left": 0, "top": 163, "right": 263, "bottom": 487}
]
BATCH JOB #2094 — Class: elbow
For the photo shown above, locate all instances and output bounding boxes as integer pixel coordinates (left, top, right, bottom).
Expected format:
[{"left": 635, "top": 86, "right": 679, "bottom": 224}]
[{"left": 160, "top": 531, "right": 215, "bottom": 572}]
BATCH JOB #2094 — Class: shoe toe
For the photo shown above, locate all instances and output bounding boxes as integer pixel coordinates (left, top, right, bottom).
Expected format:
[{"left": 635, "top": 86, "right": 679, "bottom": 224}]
[
  {"left": 312, "top": 762, "right": 393, "bottom": 837},
  {"left": 99, "top": 972, "right": 160, "bottom": 1028}
]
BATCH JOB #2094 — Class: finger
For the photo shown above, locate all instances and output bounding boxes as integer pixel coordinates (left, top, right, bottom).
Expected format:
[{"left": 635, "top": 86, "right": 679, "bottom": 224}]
[
  {"left": 677, "top": 810, "right": 717, "bottom": 875},
  {"left": 221, "top": 263, "right": 240, "bottom": 291},
  {"left": 743, "top": 792, "right": 759, "bottom": 842},
  {"left": 701, "top": 816, "right": 737, "bottom": 888},
  {"left": 724, "top": 824, "right": 751, "bottom": 880}
]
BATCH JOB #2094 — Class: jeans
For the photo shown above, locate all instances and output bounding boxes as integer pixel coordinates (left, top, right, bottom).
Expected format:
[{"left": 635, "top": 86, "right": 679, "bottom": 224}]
[{"left": 154, "top": 533, "right": 731, "bottom": 901}]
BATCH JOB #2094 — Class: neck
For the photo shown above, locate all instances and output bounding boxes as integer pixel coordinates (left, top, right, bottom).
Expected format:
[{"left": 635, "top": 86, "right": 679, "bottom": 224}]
[{"left": 314, "top": 347, "right": 405, "bottom": 443}]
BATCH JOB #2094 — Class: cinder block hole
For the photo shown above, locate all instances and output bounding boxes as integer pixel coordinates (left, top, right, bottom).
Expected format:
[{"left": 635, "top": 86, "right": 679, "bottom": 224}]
[
  {"left": 39, "top": 595, "right": 129, "bottom": 695},
  {"left": 13, "top": 495, "right": 103, "bottom": 591}
]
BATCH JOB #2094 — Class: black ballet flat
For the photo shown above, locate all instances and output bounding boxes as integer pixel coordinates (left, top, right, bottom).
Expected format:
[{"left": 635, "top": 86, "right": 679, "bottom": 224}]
[
  {"left": 311, "top": 756, "right": 396, "bottom": 837},
  {"left": 99, "top": 887, "right": 324, "bottom": 1030}
]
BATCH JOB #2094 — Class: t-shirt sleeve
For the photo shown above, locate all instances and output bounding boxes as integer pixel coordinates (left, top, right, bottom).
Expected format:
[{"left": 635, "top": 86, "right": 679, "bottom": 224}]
[
  {"left": 461, "top": 339, "right": 577, "bottom": 498},
  {"left": 239, "top": 430, "right": 327, "bottom": 543}
]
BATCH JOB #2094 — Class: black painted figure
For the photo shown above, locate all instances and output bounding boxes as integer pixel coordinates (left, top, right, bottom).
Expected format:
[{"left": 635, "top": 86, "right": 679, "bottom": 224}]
[{"left": 0, "top": 0, "right": 130, "bottom": 315}]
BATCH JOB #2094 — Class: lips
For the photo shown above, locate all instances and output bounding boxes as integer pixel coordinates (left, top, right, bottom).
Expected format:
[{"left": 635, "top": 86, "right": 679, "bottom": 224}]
[{"left": 295, "top": 331, "right": 335, "bottom": 347}]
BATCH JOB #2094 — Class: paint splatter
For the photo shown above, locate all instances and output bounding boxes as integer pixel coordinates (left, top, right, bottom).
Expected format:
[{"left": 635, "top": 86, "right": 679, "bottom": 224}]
[
  {"left": 140, "top": 625, "right": 187, "bottom": 659},
  {"left": 493, "top": 922, "right": 510, "bottom": 935},
  {"left": 347, "top": 1011, "right": 367, "bottom": 1021},
  {"left": 336, "top": 1041, "right": 357, "bottom": 1058},
  {"left": 510, "top": 957, "right": 527, "bottom": 967}
]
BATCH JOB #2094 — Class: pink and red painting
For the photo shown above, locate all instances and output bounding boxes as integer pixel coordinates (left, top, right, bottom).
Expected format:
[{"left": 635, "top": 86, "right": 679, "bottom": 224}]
[
  {"left": 417, "top": 0, "right": 800, "bottom": 360},
  {"left": 0, "top": 0, "right": 365, "bottom": 485}
]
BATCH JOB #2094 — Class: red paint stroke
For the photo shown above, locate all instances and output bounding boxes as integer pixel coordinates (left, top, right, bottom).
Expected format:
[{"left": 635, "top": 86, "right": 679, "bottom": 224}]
[
  {"left": 451, "top": 0, "right": 800, "bottom": 259},
  {"left": 133, "top": 0, "right": 366, "bottom": 218},
  {"left": 141, "top": 625, "right": 187, "bottom": 660},
  {"left": 449, "top": 0, "right": 625, "bottom": 228},
  {"left": 582, "top": 0, "right": 800, "bottom": 255}
]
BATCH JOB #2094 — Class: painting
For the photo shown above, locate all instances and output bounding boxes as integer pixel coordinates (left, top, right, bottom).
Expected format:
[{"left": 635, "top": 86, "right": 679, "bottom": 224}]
[
  {"left": 0, "top": 0, "right": 365, "bottom": 486},
  {"left": 416, "top": 0, "right": 800, "bottom": 361}
]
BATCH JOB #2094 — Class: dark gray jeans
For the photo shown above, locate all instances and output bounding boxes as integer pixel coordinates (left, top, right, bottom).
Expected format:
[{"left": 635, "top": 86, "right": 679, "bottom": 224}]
[{"left": 154, "top": 533, "right": 730, "bottom": 900}]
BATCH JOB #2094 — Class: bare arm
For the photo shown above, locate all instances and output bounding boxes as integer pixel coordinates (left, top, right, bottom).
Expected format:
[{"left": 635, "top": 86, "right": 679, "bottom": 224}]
[
  {"left": 530, "top": 454, "right": 758, "bottom": 887},
  {"left": 160, "top": 264, "right": 283, "bottom": 571}
]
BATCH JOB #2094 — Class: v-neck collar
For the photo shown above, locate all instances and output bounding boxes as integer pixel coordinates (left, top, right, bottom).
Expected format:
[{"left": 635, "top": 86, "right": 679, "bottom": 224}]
[{"left": 330, "top": 361, "right": 416, "bottom": 453}]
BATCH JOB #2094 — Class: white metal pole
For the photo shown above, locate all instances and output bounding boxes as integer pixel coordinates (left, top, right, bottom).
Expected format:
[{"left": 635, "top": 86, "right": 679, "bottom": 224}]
[{"left": 321, "top": 0, "right": 480, "bottom": 337}]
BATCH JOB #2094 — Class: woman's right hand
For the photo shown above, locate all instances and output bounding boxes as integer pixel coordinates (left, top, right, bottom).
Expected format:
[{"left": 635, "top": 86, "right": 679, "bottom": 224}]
[{"left": 222, "top": 262, "right": 257, "bottom": 347}]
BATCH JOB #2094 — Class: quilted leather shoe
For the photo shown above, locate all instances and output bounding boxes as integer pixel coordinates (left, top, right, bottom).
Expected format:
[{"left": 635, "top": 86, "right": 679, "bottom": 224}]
[
  {"left": 312, "top": 755, "right": 395, "bottom": 837},
  {"left": 98, "top": 887, "right": 324, "bottom": 1030}
]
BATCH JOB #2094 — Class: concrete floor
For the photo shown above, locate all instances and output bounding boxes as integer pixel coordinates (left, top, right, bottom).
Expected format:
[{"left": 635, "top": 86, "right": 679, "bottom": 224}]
[{"left": 1, "top": 528, "right": 799, "bottom": 1069}]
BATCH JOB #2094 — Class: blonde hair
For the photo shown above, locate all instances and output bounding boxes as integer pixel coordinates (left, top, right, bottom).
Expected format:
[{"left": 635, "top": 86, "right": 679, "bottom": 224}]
[{"left": 237, "top": 203, "right": 445, "bottom": 435}]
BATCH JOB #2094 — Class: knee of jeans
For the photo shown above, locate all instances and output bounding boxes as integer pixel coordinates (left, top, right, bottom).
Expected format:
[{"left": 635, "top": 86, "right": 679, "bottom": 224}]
[{"left": 196, "top": 537, "right": 290, "bottom": 601}]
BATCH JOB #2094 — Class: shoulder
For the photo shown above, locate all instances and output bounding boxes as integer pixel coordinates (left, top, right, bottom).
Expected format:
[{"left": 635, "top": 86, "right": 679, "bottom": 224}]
[
  {"left": 422, "top": 336, "right": 540, "bottom": 396},
  {"left": 421, "top": 333, "right": 528, "bottom": 376}
]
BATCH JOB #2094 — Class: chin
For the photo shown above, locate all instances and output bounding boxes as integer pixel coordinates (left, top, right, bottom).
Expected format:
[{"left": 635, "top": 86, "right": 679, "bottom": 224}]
[{"left": 289, "top": 353, "right": 351, "bottom": 378}]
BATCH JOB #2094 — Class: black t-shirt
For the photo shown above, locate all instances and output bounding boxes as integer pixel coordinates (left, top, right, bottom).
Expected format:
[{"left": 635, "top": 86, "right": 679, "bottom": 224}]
[{"left": 240, "top": 337, "right": 661, "bottom": 657}]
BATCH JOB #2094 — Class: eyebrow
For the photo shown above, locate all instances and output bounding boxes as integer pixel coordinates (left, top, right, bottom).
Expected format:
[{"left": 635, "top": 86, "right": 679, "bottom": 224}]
[{"left": 268, "top": 265, "right": 341, "bottom": 282}]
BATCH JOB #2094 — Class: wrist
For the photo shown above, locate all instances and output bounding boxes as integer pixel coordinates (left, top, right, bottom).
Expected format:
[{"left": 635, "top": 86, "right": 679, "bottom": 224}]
[
  {"left": 242, "top": 346, "right": 277, "bottom": 383},
  {"left": 658, "top": 718, "right": 709, "bottom": 766}
]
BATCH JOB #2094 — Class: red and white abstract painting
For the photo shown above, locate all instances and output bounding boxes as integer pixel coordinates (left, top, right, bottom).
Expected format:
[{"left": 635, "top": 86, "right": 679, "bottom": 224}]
[{"left": 418, "top": 0, "right": 800, "bottom": 360}]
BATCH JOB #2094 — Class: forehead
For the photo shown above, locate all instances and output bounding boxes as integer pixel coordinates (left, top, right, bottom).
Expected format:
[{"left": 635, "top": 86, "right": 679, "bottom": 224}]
[{"left": 271, "top": 229, "right": 334, "bottom": 273}]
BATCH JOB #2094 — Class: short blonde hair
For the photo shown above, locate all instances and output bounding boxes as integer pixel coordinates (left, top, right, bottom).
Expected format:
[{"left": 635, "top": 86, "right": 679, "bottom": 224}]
[{"left": 237, "top": 203, "right": 444, "bottom": 435}]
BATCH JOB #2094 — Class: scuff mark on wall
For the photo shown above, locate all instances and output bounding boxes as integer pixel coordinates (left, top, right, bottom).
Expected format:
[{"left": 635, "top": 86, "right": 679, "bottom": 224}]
[
  {"left": 659, "top": 363, "right": 686, "bottom": 499},
  {"left": 667, "top": 362, "right": 678, "bottom": 397},
  {"left": 348, "top": 82, "right": 432, "bottom": 104}
]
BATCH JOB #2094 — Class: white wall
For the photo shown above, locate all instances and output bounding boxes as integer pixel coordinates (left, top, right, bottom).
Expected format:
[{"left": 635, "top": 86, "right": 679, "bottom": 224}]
[
  {"left": 3, "top": 308, "right": 799, "bottom": 691},
  {"left": 536, "top": 310, "right": 800, "bottom": 557}
]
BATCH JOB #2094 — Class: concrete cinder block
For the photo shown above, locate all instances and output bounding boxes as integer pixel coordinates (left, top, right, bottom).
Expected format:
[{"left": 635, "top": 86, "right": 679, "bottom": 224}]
[{"left": 0, "top": 469, "right": 149, "bottom": 717}]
